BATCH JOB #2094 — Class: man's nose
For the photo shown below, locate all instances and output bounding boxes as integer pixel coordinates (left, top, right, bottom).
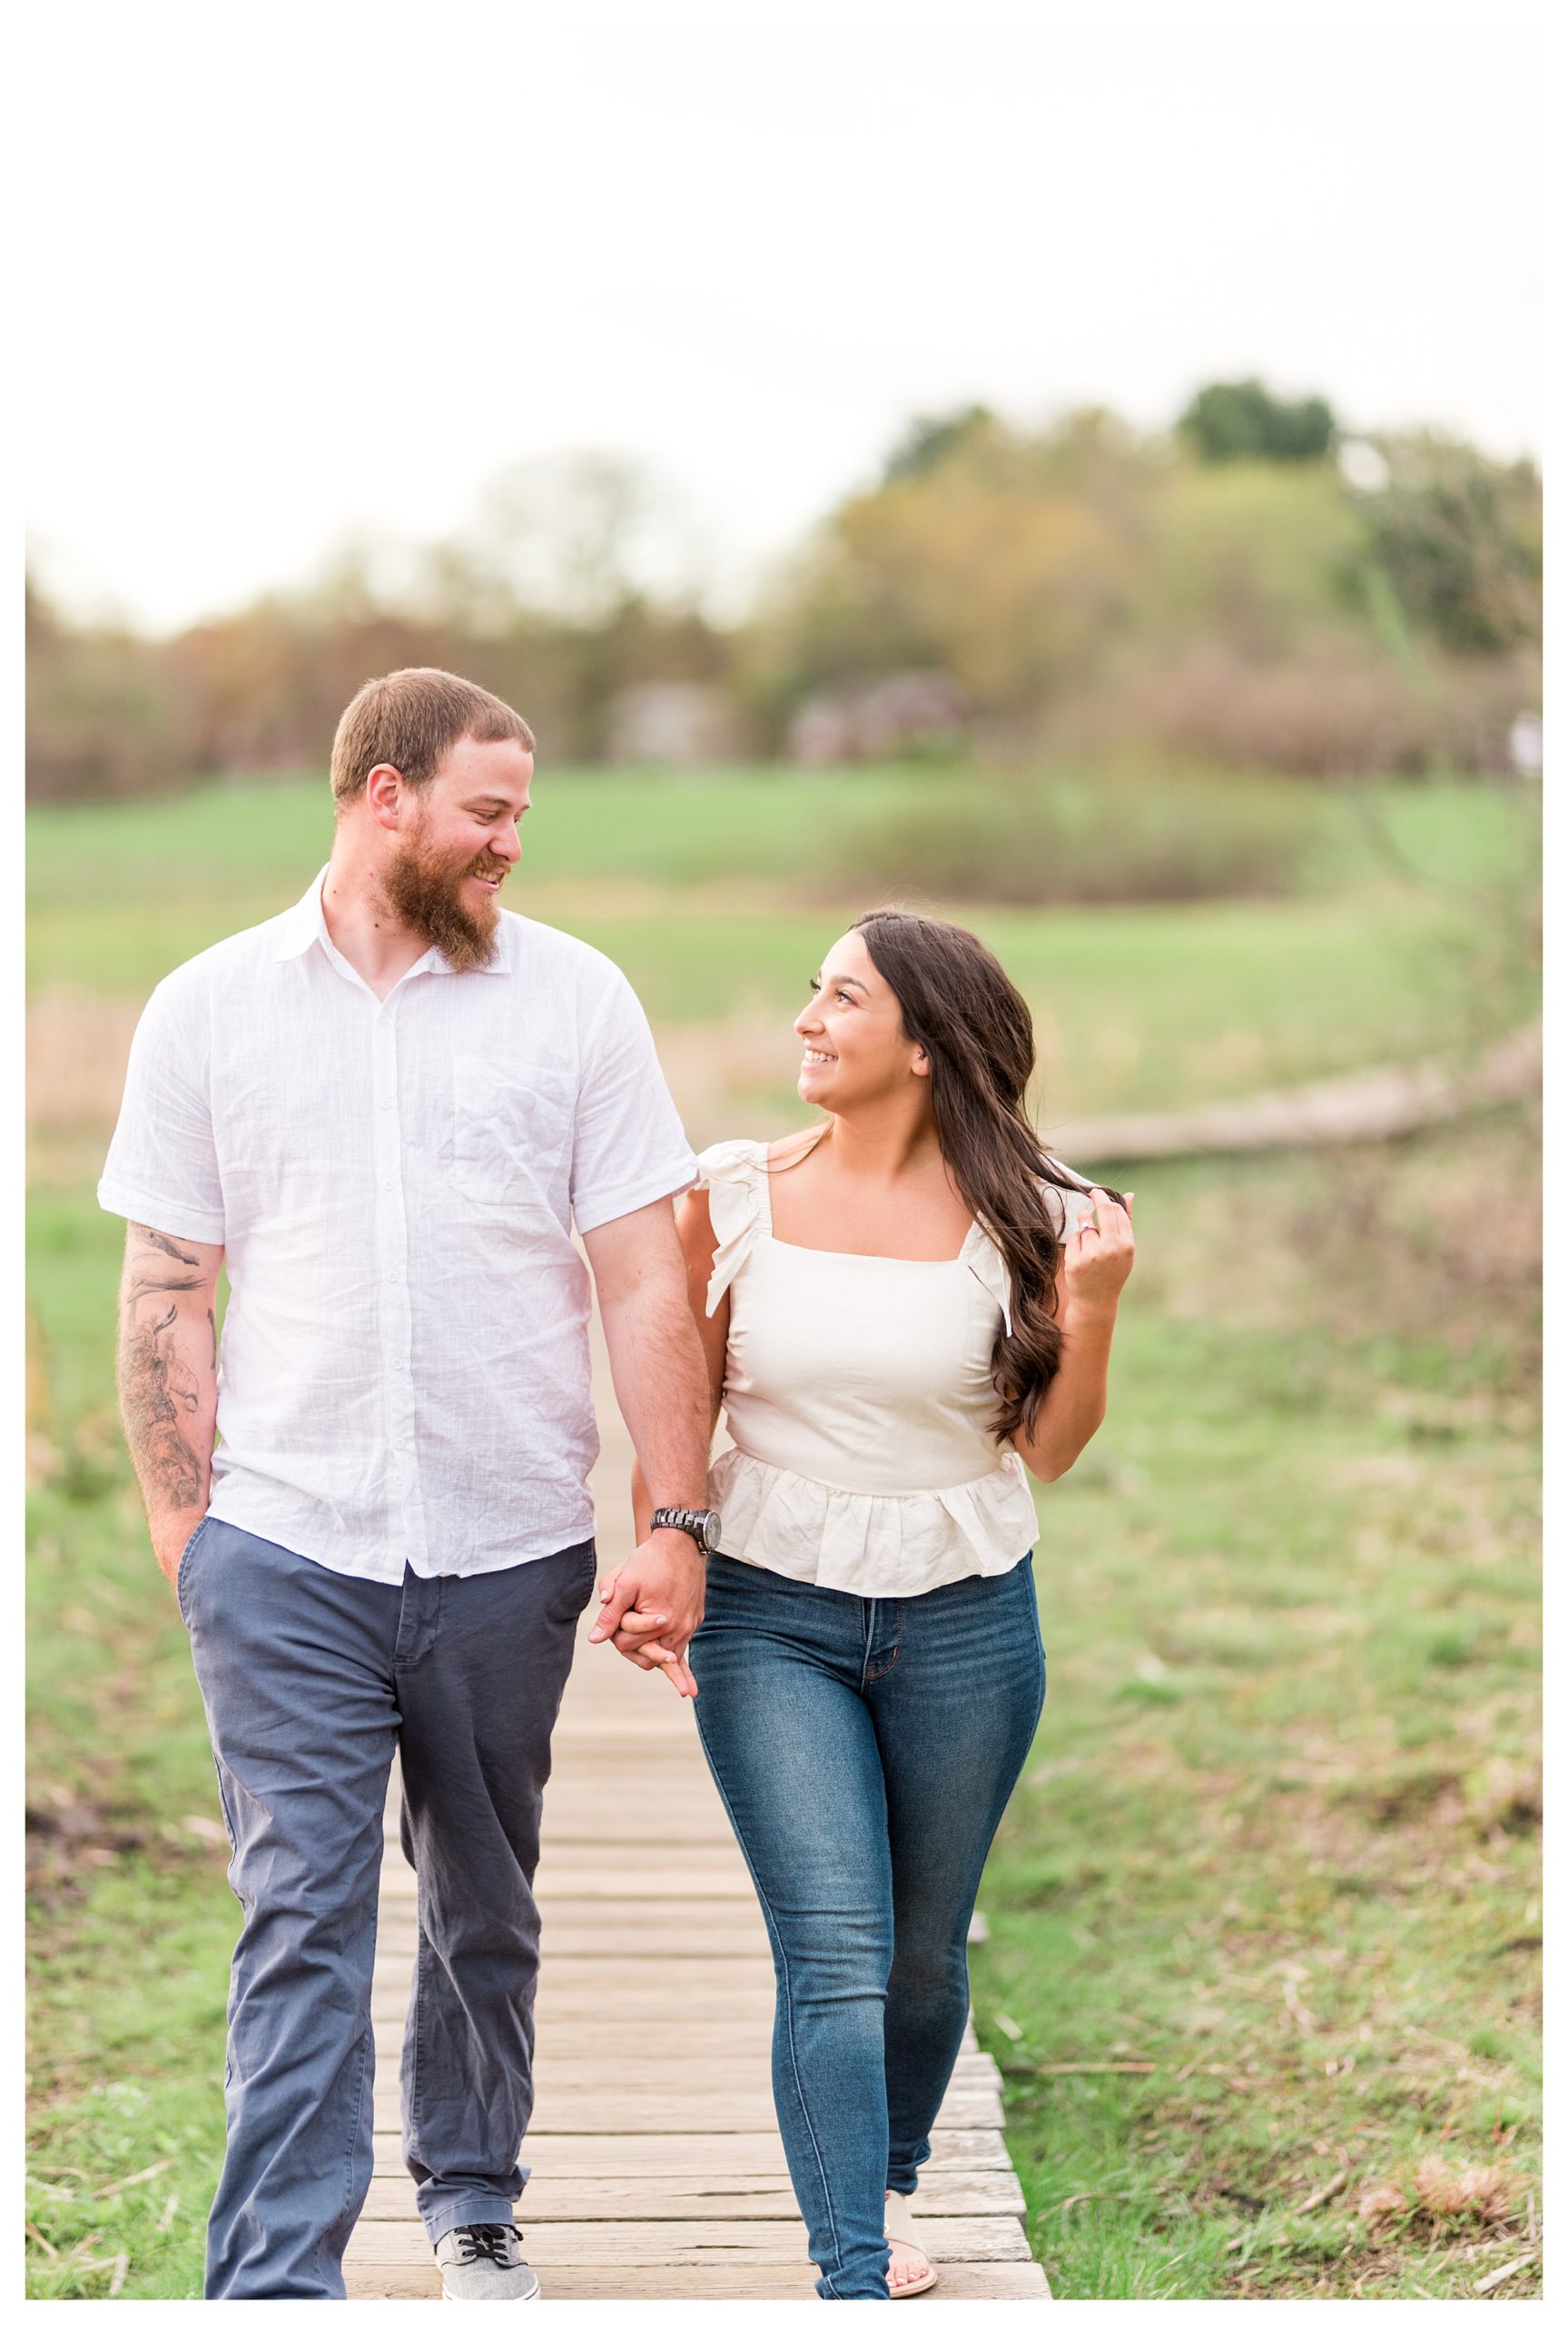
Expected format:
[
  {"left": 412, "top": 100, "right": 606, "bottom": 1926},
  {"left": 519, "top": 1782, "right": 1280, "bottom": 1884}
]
[{"left": 491, "top": 824, "right": 523, "bottom": 865}]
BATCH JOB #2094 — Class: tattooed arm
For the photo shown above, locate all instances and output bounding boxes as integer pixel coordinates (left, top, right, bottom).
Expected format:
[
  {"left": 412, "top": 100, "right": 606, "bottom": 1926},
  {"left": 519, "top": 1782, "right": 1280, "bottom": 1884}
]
[{"left": 116, "top": 1222, "right": 224, "bottom": 1591}]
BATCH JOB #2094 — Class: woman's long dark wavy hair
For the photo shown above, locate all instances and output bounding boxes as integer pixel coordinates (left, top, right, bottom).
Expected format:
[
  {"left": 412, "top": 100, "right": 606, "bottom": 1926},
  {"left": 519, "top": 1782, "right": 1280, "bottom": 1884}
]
[{"left": 853, "top": 908, "right": 1128, "bottom": 1446}]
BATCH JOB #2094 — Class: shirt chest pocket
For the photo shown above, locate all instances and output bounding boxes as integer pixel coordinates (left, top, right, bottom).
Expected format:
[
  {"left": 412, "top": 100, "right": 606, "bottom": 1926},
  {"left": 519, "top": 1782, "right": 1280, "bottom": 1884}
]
[{"left": 451, "top": 1056, "right": 577, "bottom": 1212}]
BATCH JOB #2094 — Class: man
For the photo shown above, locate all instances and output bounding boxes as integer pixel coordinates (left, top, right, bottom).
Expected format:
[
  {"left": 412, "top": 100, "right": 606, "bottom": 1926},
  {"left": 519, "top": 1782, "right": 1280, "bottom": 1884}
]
[{"left": 100, "top": 668, "right": 720, "bottom": 2300}]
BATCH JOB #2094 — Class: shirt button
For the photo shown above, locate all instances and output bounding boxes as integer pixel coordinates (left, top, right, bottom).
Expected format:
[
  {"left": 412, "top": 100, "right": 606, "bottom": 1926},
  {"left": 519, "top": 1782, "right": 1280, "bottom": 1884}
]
[
  {"left": 380, "top": 1180, "right": 393, "bottom": 1192},
  {"left": 379, "top": 1098, "right": 394, "bottom": 1112}
]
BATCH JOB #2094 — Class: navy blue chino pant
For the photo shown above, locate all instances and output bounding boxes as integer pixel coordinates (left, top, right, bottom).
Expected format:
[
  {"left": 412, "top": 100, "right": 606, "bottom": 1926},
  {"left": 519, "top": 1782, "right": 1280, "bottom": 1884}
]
[{"left": 177, "top": 1517, "right": 597, "bottom": 2300}]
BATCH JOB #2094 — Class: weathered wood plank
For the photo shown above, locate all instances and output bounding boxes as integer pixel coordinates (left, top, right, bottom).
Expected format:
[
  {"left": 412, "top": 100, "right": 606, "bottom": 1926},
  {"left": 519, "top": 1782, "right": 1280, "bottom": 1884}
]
[
  {"left": 509, "top": 1928, "right": 772, "bottom": 1959},
  {"left": 370, "top": 1948, "right": 775, "bottom": 1989},
  {"left": 354, "top": 2168, "right": 1025, "bottom": 2222},
  {"left": 367, "top": 2032, "right": 998, "bottom": 2080},
  {"left": 515, "top": 2055, "right": 996, "bottom": 2092},
  {"left": 375, "top": 1902, "right": 774, "bottom": 1957},
  {"left": 379, "top": 1857, "right": 758, "bottom": 1902},
  {"left": 374, "top": 1946, "right": 767, "bottom": 1976},
  {"left": 369, "top": 2037, "right": 995, "bottom": 2074},
  {"left": 369, "top": 2127, "right": 1014, "bottom": 2177},
  {"left": 508, "top": 1842, "right": 757, "bottom": 1865},
  {"left": 370, "top": 2023, "right": 776, "bottom": 2056},
  {"left": 368, "top": 2003, "right": 777, "bottom": 2036},
  {"left": 350, "top": 2212, "right": 1032, "bottom": 2263},
  {"left": 372, "top": 1919, "right": 767, "bottom": 1944},
  {"left": 344, "top": 2257, "right": 1050, "bottom": 2300},
  {"left": 369, "top": 2083, "right": 1006, "bottom": 2132},
  {"left": 370, "top": 2005, "right": 982, "bottom": 2055}
]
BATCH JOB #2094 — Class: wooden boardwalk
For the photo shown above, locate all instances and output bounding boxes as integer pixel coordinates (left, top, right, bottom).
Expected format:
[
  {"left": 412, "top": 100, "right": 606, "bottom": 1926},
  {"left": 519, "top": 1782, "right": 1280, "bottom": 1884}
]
[{"left": 344, "top": 1327, "right": 1049, "bottom": 2301}]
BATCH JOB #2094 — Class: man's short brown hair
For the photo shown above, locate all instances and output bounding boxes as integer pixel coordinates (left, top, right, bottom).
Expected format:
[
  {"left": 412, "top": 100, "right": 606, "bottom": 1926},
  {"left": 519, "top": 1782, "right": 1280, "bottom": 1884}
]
[{"left": 330, "top": 668, "right": 536, "bottom": 808}]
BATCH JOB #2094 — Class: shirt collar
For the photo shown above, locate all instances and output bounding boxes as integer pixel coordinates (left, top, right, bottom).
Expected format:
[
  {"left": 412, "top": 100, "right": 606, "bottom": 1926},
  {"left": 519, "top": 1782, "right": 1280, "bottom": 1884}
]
[
  {"left": 270, "top": 868, "right": 331, "bottom": 962},
  {"left": 271, "top": 867, "right": 514, "bottom": 975}
]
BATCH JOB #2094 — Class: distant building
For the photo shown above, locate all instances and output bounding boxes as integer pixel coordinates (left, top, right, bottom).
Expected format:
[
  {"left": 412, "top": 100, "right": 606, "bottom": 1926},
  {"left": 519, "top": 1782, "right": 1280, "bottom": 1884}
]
[
  {"left": 606, "top": 682, "right": 738, "bottom": 766},
  {"left": 787, "top": 670, "right": 966, "bottom": 764}
]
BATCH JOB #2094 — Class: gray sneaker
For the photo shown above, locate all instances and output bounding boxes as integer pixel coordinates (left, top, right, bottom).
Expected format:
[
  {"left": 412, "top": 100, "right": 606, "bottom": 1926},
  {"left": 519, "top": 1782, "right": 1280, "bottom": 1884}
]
[{"left": 434, "top": 2221, "right": 540, "bottom": 2300}]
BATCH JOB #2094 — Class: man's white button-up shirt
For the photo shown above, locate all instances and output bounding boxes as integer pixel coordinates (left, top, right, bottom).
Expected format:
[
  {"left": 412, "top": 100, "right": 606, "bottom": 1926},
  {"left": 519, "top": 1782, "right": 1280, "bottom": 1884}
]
[{"left": 99, "top": 871, "right": 698, "bottom": 1584}]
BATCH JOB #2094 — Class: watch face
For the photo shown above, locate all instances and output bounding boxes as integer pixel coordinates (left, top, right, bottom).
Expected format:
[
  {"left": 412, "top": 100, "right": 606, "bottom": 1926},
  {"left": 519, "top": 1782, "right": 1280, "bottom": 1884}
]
[{"left": 701, "top": 1511, "right": 723, "bottom": 1552}]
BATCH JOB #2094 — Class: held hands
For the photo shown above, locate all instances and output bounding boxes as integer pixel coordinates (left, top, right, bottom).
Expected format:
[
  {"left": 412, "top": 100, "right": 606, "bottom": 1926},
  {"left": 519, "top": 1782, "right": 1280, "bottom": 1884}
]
[
  {"left": 1060, "top": 1189, "right": 1136, "bottom": 1314},
  {"left": 589, "top": 1529, "right": 707, "bottom": 1699}
]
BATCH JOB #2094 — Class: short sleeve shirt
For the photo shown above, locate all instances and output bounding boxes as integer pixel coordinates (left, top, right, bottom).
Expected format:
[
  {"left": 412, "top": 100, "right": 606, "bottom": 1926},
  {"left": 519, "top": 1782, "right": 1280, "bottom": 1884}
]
[{"left": 98, "top": 871, "right": 697, "bottom": 1582}]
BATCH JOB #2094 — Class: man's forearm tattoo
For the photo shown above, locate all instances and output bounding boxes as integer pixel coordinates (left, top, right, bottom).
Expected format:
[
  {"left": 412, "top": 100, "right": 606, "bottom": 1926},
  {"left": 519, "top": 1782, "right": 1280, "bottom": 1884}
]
[
  {"left": 124, "top": 1223, "right": 202, "bottom": 1303},
  {"left": 119, "top": 1224, "right": 213, "bottom": 1511},
  {"left": 140, "top": 1224, "right": 200, "bottom": 1269}
]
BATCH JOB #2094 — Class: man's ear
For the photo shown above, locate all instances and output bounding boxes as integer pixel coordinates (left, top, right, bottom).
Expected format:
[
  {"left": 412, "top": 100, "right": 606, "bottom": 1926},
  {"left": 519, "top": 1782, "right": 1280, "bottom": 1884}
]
[{"left": 365, "top": 764, "right": 403, "bottom": 832}]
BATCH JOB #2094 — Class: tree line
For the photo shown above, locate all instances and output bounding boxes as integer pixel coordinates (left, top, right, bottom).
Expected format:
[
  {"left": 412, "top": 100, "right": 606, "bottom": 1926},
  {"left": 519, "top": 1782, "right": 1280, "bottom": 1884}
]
[{"left": 26, "top": 383, "right": 1541, "bottom": 799}]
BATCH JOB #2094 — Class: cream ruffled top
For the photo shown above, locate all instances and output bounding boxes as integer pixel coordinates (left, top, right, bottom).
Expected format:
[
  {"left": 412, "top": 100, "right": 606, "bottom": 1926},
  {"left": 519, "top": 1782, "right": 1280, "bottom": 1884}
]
[{"left": 698, "top": 1133, "right": 1097, "bottom": 1598}]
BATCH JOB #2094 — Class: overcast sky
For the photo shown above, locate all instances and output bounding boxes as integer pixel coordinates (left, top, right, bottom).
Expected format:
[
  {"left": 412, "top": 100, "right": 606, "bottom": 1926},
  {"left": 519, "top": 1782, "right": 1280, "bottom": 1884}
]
[{"left": 22, "top": 6, "right": 1542, "bottom": 634}]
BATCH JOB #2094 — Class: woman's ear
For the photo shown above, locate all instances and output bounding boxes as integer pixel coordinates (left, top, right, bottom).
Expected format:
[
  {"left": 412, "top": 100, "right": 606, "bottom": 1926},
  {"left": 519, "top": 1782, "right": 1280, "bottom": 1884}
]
[{"left": 912, "top": 1048, "right": 931, "bottom": 1078}]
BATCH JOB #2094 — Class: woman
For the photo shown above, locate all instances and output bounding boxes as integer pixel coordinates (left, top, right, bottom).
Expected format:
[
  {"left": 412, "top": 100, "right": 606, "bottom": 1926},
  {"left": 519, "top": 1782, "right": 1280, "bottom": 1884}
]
[{"left": 626, "top": 909, "right": 1134, "bottom": 2300}]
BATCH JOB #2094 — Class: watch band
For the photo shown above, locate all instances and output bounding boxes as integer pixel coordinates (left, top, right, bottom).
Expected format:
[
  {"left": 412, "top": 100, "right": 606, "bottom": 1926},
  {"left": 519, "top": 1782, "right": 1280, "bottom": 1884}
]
[{"left": 651, "top": 1505, "right": 721, "bottom": 1555}]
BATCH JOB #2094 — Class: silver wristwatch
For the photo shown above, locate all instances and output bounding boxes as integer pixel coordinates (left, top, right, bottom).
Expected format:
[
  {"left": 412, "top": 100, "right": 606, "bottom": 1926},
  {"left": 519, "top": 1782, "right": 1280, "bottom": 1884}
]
[{"left": 651, "top": 1505, "right": 723, "bottom": 1555}]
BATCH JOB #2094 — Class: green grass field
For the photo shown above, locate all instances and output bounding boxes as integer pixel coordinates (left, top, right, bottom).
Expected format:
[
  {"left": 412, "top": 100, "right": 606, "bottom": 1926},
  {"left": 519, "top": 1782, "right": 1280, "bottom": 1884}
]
[
  {"left": 972, "top": 1128, "right": 1540, "bottom": 2299},
  {"left": 26, "top": 767, "right": 1540, "bottom": 2299},
  {"left": 25, "top": 762, "right": 1537, "bottom": 911},
  {"left": 25, "top": 767, "right": 1540, "bottom": 1125}
]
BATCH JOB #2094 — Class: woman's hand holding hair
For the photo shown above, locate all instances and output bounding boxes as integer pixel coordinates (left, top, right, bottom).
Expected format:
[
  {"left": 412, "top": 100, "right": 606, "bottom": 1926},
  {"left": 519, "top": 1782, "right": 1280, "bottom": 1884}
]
[
  {"left": 1061, "top": 1189, "right": 1135, "bottom": 1314},
  {"left": 1011, "top": 1190, "right": 1133, "bottom": 1484}
]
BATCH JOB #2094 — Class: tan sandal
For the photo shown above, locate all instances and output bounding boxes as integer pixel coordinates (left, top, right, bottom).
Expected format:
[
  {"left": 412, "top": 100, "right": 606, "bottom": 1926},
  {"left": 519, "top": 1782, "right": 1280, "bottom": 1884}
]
[{"left": 884, "top": 2191, "right": 939, "bottom": 2299}]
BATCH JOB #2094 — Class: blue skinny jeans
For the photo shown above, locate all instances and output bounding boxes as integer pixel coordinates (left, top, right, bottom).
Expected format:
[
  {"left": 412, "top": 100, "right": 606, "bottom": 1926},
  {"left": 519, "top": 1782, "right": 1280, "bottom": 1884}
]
[{"left": 688, "top": 1551, "right": 1045, "bottom": 2300}]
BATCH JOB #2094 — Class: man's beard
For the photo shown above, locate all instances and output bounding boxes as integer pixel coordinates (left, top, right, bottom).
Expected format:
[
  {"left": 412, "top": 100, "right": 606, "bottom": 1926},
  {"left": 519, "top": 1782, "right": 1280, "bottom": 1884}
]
[{"left": 381, "top": 817, "right": 506, "bottom": 972}]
